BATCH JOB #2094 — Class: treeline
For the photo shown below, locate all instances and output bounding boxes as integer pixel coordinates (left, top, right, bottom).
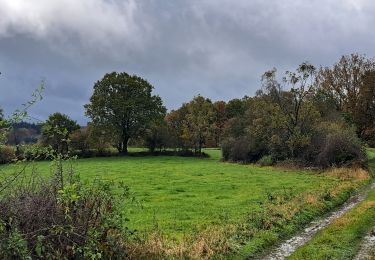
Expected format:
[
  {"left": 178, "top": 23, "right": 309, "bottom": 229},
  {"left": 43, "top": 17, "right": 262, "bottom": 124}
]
[
  {"left": 144, "top": 54, "right": 374, "bottom": 168},
  {"left": 7, "top": 122, "right": 42, "bottom": 145},
  {"left": 1, "top": 54, "right": 374, "bottom": 168}
]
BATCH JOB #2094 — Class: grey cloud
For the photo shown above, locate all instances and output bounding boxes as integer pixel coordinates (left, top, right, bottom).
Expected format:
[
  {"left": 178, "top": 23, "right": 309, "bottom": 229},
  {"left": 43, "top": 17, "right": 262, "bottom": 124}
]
[{"left": 1, "top": 0, "right": 375, "bottom": 124}]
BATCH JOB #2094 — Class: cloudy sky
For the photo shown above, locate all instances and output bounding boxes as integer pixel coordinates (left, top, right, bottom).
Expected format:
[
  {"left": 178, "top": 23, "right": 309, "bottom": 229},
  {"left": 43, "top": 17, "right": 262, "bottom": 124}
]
[{"left": 0, "top": 0, "right": 375, "bottom": 124}]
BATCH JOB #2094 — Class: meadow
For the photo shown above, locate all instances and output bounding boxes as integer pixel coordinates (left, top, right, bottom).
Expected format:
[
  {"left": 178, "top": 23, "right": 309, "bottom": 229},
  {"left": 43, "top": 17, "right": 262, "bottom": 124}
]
[
  {"left": 0, "top": 149, "right": 367, "bottom": 240},
  {"left": 0, "top": 149, "right": 373, "bottom": 258}
]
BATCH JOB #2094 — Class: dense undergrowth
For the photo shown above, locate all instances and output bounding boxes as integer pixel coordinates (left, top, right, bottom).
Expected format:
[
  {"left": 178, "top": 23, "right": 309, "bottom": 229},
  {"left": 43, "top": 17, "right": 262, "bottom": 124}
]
[{"left": 0, "top": 157, "right": 132, "bottom": 259}]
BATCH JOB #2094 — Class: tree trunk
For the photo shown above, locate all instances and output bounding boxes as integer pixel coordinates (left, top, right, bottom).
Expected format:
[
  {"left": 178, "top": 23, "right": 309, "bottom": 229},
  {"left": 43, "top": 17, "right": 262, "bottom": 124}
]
[
  {"left": 122, "top": 136, "right": 129, "bottom": 154},
  {"left": 198, "top": 133, "right": 203, "bottom": 155},
  {"left": 117, "top": 142, "right": 123, "bottom": 153},
  {"left": 198, "top": 139, "right": 203, "bottom": 155}
]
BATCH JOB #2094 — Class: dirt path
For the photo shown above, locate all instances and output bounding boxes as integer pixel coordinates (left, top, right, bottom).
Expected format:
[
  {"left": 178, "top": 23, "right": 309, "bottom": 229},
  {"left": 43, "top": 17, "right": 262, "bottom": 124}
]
[
  {"left": 263, "top": 182, "right": 375, "bottom": 260},
  {"left": 354, "top": 229, "right": 375, "bottom": 260}
]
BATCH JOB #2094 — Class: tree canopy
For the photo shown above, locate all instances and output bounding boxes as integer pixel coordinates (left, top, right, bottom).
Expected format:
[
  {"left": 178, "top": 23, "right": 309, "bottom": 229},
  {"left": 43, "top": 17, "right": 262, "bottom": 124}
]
[
  {"left": 85, "top": 72, "right": 166, "bottom": 154},
  {"left": 42, "top": 112, "right": 80, "bottom": 154},
  {"left": 317, "top": 54, "right": 375, "bottom": 145},
  {"left": 183, "top": 96, "right": 215, "bottom": 154}
]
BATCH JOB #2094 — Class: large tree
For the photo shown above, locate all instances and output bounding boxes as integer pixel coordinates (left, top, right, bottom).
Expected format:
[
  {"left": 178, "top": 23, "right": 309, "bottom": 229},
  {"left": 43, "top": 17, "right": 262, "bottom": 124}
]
[
  {"left": 42, "top": 112, "right": 80, "bottom": 154},
  {"left": 85, "top": 72, "right": 166, "bottom": 154},
  {"left": 317, "top": 53, "right": 375, "bottom": 141},
  {"left": 165, "top": 104, "right": 189, "bottom": 150},
  {"left": 261, "top": 63, "right": 320, "bottom": 157},
  {"left": 226, "top": 97, "right": 250, "bottom": 119},
  {"left": 183, "top": 96, "right": 215, "bottom": 154}
]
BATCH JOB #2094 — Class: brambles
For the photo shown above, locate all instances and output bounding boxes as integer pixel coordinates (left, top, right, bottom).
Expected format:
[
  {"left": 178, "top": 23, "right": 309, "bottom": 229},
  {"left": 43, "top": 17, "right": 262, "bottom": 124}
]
[{"left": 0, "top": 157, "right": 132, "bottom": 259}]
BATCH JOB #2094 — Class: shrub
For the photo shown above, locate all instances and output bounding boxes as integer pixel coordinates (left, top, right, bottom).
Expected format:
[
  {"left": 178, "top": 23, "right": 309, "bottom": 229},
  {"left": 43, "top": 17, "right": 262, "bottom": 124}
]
[
  {"left": 0, "top": 158, "right": 131, "bottom": 259},
  {"left": 0, "top": 145, "right": 16, "bottom": 164},
  {"left": 16, "top": 144, "right": 52, "bottom": 161},
  {"left": 71, "top": 148, "right": 118, "bottom": 158},
  {"left": 257, "top": 155, "right": 273, "bottom": 166},
  {"left": 317, "top": 132, "right": 366, "bottom": 168},
  {"left": 304, "top": 122, "right": 367, "bottom": 168},
  {"left": 221, "top": 137, "right": 263, "bottom": 163},
  {"left": 144, "top": 124, "right": 169, "bottom": 153},
  {"left": 69, "top": 127, "right": 91, "bottom": 153}
]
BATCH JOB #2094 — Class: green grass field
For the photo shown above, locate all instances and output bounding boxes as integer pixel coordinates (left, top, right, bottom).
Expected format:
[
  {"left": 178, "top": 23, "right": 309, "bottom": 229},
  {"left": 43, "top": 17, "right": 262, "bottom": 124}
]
[{"left": 0, "top": 149, "right": 356, "bottom": 239}]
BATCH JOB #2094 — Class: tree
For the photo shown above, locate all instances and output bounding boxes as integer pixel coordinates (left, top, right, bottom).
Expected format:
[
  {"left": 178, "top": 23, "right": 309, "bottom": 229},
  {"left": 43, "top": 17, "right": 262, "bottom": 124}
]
[
  {"left": 85, "top": 72, "right": 166, "bottom": 154},
  {"left": 144, "top": 122, "right": 169, "bottom": 153},
  {"left": 165, "top": 104, "right": 189, "bottom": 150},
  {"left": 7, "top": 128, "right": 31, "bottom": 145},
  {"left": 7, "top": 122, "right": 42, "bottom": 144},
  {"left": 226, "top": 97, "right": 250, "bottom": 118},
  {"left": 0, "top": 107, "right": 6, "bottom": 145},
  {"left": 317, "top": 53, "right": 375, "bottom": 141},
  {"left": 183, "top": 96, "right": 215, "bottom": 154},
  {"left": 358, "top": 70, "right": 375, "bottom": 145},
  {"left": 261, "top": 63, "right": 320, "bottom": 157},
  {"left": 41, "top": 112, "right": 80, "bottom": 154},
  {"left": 69, "top": 124, "right": 113, "bottom": 154},
  {"left": 212, "top": 101, "right": 227, "bottom": 147},
  {"left": 69, "top": 127, "right": 91, "bottom": 153}
]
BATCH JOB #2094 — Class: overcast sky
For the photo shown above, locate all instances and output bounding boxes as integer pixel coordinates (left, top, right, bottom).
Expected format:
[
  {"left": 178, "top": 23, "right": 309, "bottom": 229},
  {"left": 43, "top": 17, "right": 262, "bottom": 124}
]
[{"left": 1, "top": 0, "right": 375, "bottom": 124}]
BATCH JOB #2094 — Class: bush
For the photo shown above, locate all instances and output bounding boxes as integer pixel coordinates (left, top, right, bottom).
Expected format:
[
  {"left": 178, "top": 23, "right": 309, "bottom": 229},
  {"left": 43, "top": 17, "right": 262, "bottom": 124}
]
[
  {"left": 221, "top": 137, "right": 263, "bottom": 163},
  {"left": 0, "top": 145, "right": 16, "bottom": 164},
  {"left": 0, "top": 158, "right": 131, "bottom": 259},
  {"left": 317, "top": 132, "right": 366, "bottom": 168},
  {"left": 223, "top": 120, "right": 366, "bottom": 169},
  {"left": 16, "top": 144, "right": 52, "bottom": 161},
  {"left": 125, "top": 150, "right": 209, "bottom": 158},
  {"left": 304, "top": 122, "right": 367, "bottom": 168},
  {"left": 144, "top": 124, "right": 169, "bottom": 153},
  {"left": 257, "top": 155, "right": 273, "bottom": 166},
  {"left": 71, "top": 148, "right": 118, "bottom": 158}
]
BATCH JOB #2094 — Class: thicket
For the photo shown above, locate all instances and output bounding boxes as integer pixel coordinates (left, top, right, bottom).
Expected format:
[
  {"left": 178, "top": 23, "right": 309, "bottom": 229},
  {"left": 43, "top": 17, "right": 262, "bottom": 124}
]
[{"left": 222, "top": 63, "right": 367, "bottom": 168}]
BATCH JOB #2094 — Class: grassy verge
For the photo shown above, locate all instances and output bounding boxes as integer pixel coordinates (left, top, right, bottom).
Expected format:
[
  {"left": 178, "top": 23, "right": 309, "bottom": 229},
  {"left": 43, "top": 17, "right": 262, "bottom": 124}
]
[{"left": 238, "top": 168, "right": 371, "bottom": 259}]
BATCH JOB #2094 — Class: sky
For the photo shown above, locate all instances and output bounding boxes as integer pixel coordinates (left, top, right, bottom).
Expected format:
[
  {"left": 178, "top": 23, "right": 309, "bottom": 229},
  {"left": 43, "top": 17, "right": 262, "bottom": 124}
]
[{"left": 1, "top": 0, "right": 375, "bottom": 125}]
